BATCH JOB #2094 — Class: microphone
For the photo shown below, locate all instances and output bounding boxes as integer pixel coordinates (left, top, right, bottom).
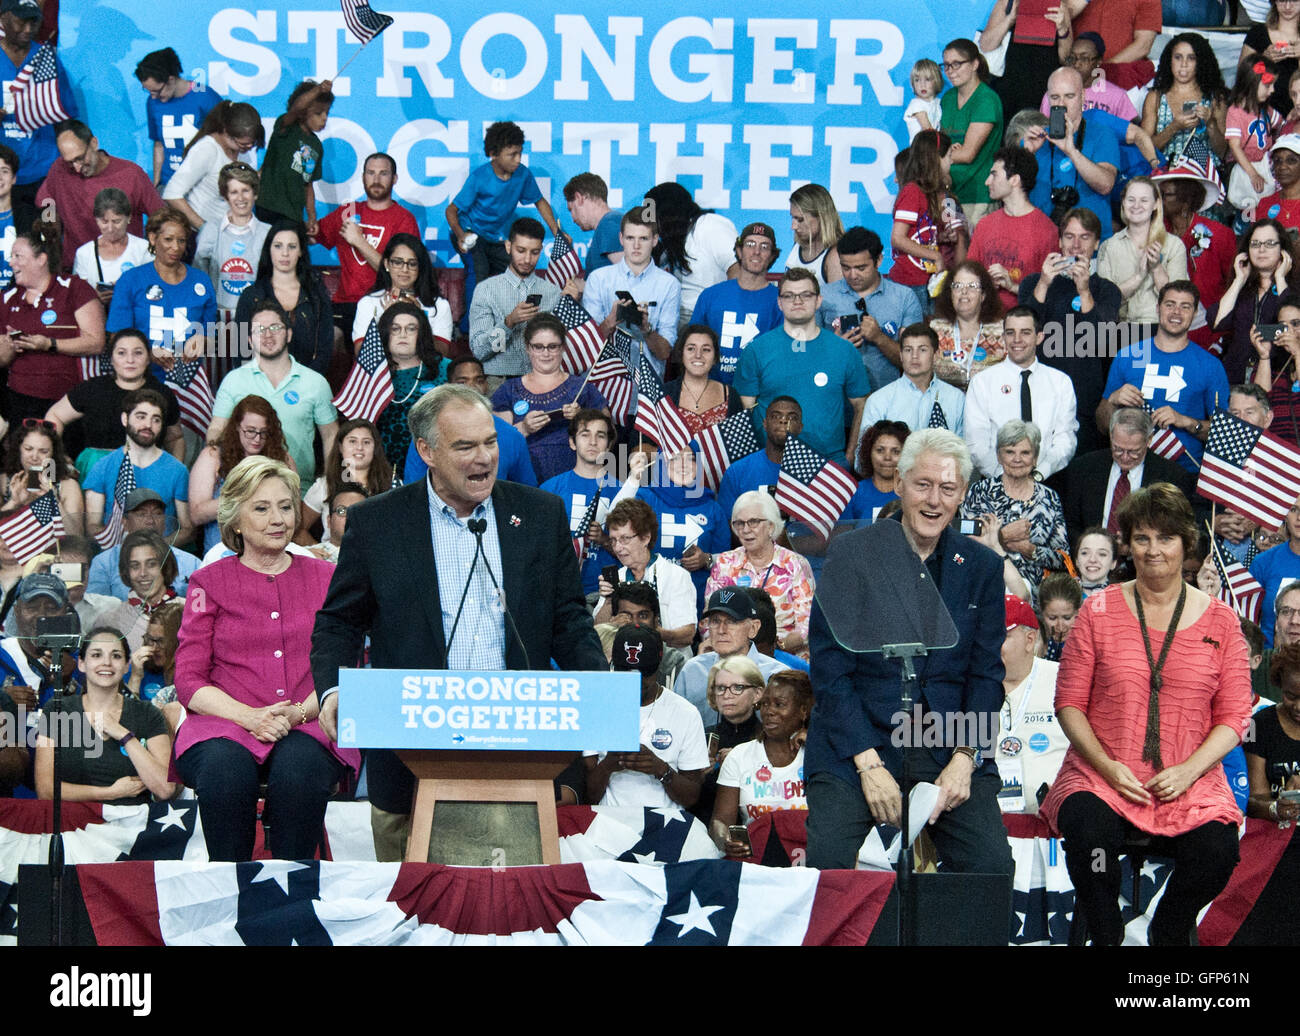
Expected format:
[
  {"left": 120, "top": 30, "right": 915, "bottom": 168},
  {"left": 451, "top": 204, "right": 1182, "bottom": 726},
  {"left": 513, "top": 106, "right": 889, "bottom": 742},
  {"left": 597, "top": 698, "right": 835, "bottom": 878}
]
[
  {"left": 467, "top": 517, "right": 532, "bottom": 670},
  {"left": 444, "top": 525, "right": 482, "bottom": 660}
]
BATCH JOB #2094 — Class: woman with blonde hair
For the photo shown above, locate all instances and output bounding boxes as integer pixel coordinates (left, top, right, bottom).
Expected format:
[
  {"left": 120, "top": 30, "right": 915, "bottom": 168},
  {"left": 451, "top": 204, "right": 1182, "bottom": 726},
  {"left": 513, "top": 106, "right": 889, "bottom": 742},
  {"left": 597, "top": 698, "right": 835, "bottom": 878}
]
[
  {"left": 785, "top": 183, "right": 844, "bottom": 292},
  {"left": 1098, "top": 176, "right": 1188, "bottom": 326}
]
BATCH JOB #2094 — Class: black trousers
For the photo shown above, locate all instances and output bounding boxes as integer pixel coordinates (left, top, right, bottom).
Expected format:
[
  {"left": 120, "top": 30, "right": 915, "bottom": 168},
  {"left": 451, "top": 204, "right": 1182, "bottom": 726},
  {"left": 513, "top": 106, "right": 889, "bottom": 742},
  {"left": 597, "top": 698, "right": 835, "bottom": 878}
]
[
  {"left": 805, "top": 755, "right": 1015, "bottom": 876},
  {"left": 176, "top": 733, "right": 343, "bottom": 862},
  {"left": 1056, "top": 791, "right": 1240, "bottom": 946}
]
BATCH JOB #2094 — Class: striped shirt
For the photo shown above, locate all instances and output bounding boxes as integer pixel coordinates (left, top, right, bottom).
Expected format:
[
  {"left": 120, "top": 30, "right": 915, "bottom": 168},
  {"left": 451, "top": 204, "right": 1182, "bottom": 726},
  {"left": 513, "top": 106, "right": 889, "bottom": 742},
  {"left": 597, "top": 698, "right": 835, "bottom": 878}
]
[{"left": 427, "top": 482, "right": 506, "bottom": 669}]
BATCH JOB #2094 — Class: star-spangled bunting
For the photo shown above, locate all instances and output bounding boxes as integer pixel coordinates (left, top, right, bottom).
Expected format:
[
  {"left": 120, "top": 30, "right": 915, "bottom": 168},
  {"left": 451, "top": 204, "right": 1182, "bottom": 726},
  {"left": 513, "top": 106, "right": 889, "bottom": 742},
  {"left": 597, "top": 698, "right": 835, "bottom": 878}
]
[
  {"left": 776, "top": 434, "right": 857, "bottom": 541},
  {"left": 0, "top": 491, "right": 65, "bottom": 564},
  {"left": 79, "top": 350, "right": 111, "bottom": 381},
  {"left": 1198, "top": 409, "right": 1300, "bottom": 530},
  {"left": 542, "top": 236, "right": 583, "bottom": 289},
  {"left": 8, "top": 43, "right": 69, "bottom": 133},
  {"left": 1212, "top": 546, "right": 1264, "bottom": 623},
  {"left": 165, "top": 356, "right": 215, "bottom": 439},
  {"left": 633, "top": 353, "right": 692, "bottom": 455},
  {"left": 696, "top": 409, "right": 762, "bottom": 491},
  {"left": 332, "top": 319, "right": 394, "bottom": 424},
  {"left": 927, "top": 400, "right": 948, "bottom": 430},
  {"left": 554, "top": 293, "right": 605, "bottom": 375},
  {"left": 340, "top": 0, "right": 394, "bottom": 43},
  {"left": 94, "top": 451, "right": 137, "bottom": 549},
  {"left": 587, "top": 329, "right": 634, "bottom": 422},
  {"left": 1143, "top": 403, "right": 1187, "bottom": 464}
]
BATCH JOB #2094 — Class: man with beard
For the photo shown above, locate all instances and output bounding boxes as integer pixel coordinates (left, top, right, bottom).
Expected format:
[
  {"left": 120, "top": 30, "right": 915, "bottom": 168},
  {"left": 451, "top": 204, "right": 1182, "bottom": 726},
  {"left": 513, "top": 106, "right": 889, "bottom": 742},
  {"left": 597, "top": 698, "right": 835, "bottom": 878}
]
[
  {"left": 84, "top": 388, "right": 193, "bottom": 544},
  {"left": 208, "top": 299, "right": 337, "bottom": 484},
  {"left": 312, "top": 152, "right": 420, "bottom": 335},
  {"left": 468, "top": 217, "right": 562, "bottom": 382}
]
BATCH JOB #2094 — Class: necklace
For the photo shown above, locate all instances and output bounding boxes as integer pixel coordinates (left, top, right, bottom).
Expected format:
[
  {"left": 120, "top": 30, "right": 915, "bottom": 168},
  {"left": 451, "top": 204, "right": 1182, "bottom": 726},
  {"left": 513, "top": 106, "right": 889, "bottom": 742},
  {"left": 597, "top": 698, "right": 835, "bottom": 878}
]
[
  {"left": 393, "top": 362, "right": 424, "bottom": 404},
  {"left": 1133, "top": 580, "right": 1187, "bottom": 771},
  {"left": 682, "top": 376, "right": 712, "bottom": 411}
]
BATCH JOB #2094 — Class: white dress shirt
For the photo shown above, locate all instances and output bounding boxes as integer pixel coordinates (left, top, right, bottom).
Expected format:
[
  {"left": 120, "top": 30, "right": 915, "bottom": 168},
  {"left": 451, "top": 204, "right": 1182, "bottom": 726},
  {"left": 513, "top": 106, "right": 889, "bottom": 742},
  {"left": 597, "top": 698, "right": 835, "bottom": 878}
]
[{"left": 964, "top": 358, "right": 1078, "bottom": 479}]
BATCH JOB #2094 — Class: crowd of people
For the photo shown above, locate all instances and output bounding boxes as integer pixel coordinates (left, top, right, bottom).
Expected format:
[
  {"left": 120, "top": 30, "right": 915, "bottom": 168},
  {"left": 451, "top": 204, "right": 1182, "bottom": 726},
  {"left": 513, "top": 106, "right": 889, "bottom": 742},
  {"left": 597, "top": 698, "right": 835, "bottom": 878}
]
[{"left": 1, "top": 0, "right": 1299, "bottom": 945}]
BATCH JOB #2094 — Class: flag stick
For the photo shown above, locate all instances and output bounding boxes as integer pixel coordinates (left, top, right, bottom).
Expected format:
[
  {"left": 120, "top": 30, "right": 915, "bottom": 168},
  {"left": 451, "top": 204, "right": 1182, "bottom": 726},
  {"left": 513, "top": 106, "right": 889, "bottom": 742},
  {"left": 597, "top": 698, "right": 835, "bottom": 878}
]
[
  {"left": 335, "top": 41, "right": 372, "bottom": 79},
  {"left": 1204, "top": 517, "right": 1241, "bottom": 613}
]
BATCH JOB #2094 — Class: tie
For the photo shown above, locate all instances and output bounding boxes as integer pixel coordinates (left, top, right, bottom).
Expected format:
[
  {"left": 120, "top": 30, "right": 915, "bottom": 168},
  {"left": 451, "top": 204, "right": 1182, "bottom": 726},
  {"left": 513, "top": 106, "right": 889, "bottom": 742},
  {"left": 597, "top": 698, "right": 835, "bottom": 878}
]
[
  {"left": 1107, "top": 469, "right": 1131, "bottom": 534},
  {"left": 1020, "top": 369, "right": 1032, "bottom": 423}
]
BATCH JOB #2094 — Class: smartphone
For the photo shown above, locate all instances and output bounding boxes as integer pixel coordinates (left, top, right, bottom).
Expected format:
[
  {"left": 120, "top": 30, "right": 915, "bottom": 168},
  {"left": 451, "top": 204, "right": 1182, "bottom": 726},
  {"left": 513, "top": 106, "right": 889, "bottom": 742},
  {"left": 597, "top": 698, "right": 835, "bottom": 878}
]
[
  {"left": 27, "top": 466, "right": 44, "bottom": 478},
  {"left": 615, "top": 290, "right": 639, "bottom": 324},
  {"left": 600, "top": 564, "right": 620, "bottom": 587},
  {"left": 1181, "top": 100, "right": 1199, "bottom": 113},
  {"left": 1280, "top": 789, "right": 1300, "bottom": 803},
  {"left": 50, "top": 562, "right": 83, "bottom": 586},
  {"left": 707, "top": 731, "right": 720, "bottom": 756},
  {"left": 839, "top": 313, "right": 861, "bottom": 333},
  {"left": 728, "top": 825, "right": 752, "bottom": 853},
  {"left": 958, "top": 518, "right": 984, "bottom": 536},
  {"left": 525, "top": 293, "right": 542, "bottom": 306},
  {"left": 1048, "top": 105, "right": 1066, "bottom": 139},
  {"left": 1257, "top": 323, "right": 1287, "bottom": 343}
]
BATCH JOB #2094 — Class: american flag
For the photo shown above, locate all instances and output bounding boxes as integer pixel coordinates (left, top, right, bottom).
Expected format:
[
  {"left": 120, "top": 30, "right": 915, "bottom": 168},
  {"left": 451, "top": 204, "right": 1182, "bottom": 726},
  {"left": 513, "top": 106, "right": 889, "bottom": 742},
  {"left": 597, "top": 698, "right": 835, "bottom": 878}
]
[
  {"left": 94, "top": 451, "right": 136, "bottom": 550},
  {"left": 1198, "top": 410, "right": 1300, "bottom": 530},
  {"left": 333, "top": 320, "right": 394, "bottom": 424},
  {"left": 79, "top": 351, "right": 111, "bottom": 381},
  {"left": 554, "top": 294, "right": 605, "bottom": 375},
  {"left": 632, "top": 354, "right": 692, "bottom": 455},
  {"left": 696, "top": 409, "right": 762, "bottom": 491},
  {"left": 1143, "top": 403, "right": 1187, "bottom": 464},
  {"left": 1211, "top": 547, "right": 1264, "bottom": 623},
  {"left": 7, "top": 43, "right": 69, "bottom": 133},
  {"left": 340, "top": 0, "right": 394, "bottom": 43},
  {"left": 1169, "top": 137, "right": 1224, "bottom": 209},
  {"left": 588, "top": 330, "right": 634, "bottom": 422},
  {"left": 571, "top": 491, "right": 602, "bottom": 560},
  {"left": 165, "top": 356, "right": 215, "bottom": 439},
  {"left": 927, "top": 401, "right": 948, "bottom": 430},
  {"left": 776, "top": 435, "right": 858, "bottom": 541},
  {"left": 542, "top": 236, "right": 583, "bottom": 289},
  {"left": 0, "top": 491, "right": 65, "bottom": 564}
]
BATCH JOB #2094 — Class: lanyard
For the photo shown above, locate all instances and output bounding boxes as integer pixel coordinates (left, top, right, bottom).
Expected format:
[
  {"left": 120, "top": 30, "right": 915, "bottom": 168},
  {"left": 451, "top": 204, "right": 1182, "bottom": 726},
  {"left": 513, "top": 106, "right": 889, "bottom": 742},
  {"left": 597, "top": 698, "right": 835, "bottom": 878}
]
[{"left": 1002, "top": 658, "right": 1038, "bottom": 733}]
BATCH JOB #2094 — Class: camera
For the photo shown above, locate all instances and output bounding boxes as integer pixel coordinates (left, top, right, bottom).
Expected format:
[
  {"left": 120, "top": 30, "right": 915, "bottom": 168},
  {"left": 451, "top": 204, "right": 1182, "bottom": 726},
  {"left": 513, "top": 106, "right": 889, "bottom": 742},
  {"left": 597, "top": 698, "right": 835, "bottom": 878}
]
[{"left": 1050, "top": 185, "right": 1080, "bottom": 224}]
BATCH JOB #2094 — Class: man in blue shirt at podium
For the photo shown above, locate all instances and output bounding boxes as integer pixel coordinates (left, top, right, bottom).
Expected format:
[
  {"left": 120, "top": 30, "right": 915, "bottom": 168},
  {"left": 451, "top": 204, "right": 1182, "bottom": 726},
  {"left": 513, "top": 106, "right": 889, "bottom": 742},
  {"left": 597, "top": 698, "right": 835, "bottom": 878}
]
[{"left": 313, "top": 383, "right": 605, "bottom": 861}]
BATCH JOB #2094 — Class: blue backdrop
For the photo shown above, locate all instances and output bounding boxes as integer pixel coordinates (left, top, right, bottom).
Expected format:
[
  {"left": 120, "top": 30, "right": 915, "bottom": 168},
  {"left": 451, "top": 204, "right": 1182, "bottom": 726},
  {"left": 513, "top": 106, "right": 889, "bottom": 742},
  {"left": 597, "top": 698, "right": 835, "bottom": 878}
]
[{"left": 62, "top": 1, "right": 988, "bottom": 268}]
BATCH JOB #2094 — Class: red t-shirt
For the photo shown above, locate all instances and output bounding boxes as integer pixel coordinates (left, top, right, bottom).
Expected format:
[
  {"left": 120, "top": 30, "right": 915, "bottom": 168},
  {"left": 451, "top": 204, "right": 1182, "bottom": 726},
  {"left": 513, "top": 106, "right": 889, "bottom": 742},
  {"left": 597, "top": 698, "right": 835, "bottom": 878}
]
[
  {"left": 967, "top": 207, "right": 1060, "bottom": 311},
  {"left": 0, "top": 273, "right": 99, "bottom": 400},
  {"left": 1073, "top": 0, "right": 1161, "bottom": 61},
  {"left": 1259, "top": 191, "right": 1300, "bottom": 232},
  {"left": 315, "top": 201, "right": 420, "bottom": 303},
  {"left": 889, "top": 182, "right": 938, "bottom": 288},
  {"left": 35, "top": 155, "right": 163, "bottom": 260}
]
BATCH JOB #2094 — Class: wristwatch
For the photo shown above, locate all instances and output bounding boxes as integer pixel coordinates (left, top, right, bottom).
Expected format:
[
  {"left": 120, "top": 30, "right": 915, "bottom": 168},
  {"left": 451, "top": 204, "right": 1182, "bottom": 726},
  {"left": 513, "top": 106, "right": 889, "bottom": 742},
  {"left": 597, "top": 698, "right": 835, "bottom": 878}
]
[
  {"left": 658, "top": 767, "right": 676, "bottom": 785},
  {"left": 954, "top": 746, "right": 981, "bottom": 767},
  {"left": 118, "top": 730, "right": 136, "bottom": 747},
  {"left": 1191, "top": 420, "right": 1203, "bottom": 435}
]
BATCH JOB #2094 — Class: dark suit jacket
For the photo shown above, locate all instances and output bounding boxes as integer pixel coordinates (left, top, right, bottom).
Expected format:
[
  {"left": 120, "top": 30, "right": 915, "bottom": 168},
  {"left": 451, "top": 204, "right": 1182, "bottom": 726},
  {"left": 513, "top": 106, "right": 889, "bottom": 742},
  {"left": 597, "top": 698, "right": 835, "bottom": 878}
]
[
  {"left": 804, "top": 522, "right": 1006, "bottom": 788},
  {"left": 311, "top": 477, "right": 607, "bottom": 813},
  {"left": 1056, "top": 448, "right": 1199, "bottom": 545}
]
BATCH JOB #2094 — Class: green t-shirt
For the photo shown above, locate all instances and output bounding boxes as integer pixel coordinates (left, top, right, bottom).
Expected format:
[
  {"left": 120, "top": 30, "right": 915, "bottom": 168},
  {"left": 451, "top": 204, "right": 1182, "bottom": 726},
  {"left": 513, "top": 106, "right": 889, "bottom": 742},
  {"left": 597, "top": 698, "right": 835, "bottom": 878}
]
[
  {"left": 940, "top": 81, "right": 1003, "bottom": 205},
  {"left": 258, "top": 115, "right": 324, "bottom": 222}
]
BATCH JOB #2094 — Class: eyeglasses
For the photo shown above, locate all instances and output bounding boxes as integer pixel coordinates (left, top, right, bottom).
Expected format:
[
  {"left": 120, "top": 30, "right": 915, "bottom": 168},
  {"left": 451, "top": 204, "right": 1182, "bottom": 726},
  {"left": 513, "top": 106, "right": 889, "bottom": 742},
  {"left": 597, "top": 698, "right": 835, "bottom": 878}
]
[
  {"left": 1065, "top": 54, "right": 1098, "bottom": 65},
  {"left": 608, "top": 533, "right": 644, "bottom": 547},
  {"left": 231, "top": 137, "right": 257, "bottom": 152},
  {"left": 22, "top": 418, "right": 55, "bottom": 432},
  {"left": 330, "top": 505, "right": 352, "bottom": 516},
  {"left": 528, "top": 341, "right": 562, "bottom": 351},
  {"left": 65, "top": 143, "right": 94, "bottom": 170},
  {"left": 1112, "top": 446, "right": 1145, "bottom": 459},
  {"left": 741, "top": 240, "right": 773, "bottom": 252},
  {"left": 940, "top": 58, "right": 972, "bottom": 72},
  {"left": 779, "top": 291, "right": 818, "bottom": 302},
  {"left": 951, "top": 281, "right": 982, "bottom": 293},
  {"left": 142, "top": 633, "right": 165, "bottom": 647},
  {"left": 386, "top": 257, "right": 420, "bottom": 270},
  {"left": 238, "top": 425, "right": 269, "bottom": 440},
  {"left": 715, "top": 684, "right": 759, "bottom": 697},
  {"left": 249, "top": 323, "right": 286, "bottom": 337},
  {"left": 1250, "top": 239, "right": 1282, "bottom": 250},
  {"left": 731, "top": 517, "right": 769, "bottom": 531}
]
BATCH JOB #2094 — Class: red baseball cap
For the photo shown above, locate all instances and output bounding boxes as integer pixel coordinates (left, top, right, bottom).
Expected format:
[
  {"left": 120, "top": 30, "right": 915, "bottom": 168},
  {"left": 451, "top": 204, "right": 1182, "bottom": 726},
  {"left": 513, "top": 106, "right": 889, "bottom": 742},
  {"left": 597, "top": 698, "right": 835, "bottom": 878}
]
[{"left": 1004, "top": 594, "right": 1039, "bottom": 631}]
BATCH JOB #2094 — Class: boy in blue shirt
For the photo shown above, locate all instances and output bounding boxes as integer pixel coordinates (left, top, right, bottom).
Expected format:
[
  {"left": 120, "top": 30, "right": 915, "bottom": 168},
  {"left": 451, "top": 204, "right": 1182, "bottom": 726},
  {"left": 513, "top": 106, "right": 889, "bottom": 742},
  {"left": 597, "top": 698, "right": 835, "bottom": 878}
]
[
  {"left": 134, "top": 47, "right": 220, "bottom": 188},
  {"left": 446, "top": 121, "right": 566, "bottom": 303}
]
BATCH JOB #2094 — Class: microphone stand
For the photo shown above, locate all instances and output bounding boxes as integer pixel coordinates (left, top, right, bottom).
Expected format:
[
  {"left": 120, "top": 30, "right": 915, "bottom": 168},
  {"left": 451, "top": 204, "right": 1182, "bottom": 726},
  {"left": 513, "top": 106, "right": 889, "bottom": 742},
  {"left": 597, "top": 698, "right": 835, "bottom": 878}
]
[{"left": 882, "top": 642, "right": 927, "bottom": 949}]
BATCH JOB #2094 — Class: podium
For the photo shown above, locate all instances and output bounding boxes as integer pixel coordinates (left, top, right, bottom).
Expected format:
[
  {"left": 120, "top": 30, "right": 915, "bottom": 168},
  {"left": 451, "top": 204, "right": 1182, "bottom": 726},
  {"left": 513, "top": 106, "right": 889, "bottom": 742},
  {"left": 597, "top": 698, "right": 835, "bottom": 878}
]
[
  {"left": 339, "top": 669, "right": 640, "bottom": 865},
  {"left": 397, "top": 749, "right": 577, "bottom": 864}
]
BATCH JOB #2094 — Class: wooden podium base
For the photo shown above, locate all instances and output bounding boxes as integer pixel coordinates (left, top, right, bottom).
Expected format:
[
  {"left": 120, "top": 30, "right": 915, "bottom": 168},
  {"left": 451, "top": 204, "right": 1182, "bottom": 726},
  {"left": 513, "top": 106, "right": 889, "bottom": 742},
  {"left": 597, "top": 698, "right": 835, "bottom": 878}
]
[{"left": 397, "top": 750, "right": 576, "bottom": 865}]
